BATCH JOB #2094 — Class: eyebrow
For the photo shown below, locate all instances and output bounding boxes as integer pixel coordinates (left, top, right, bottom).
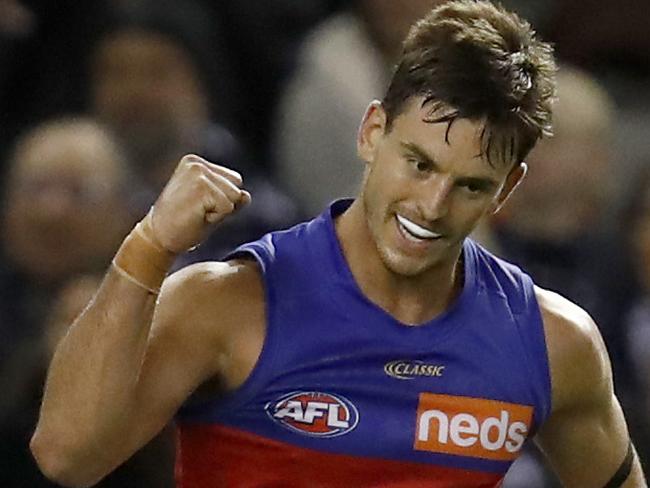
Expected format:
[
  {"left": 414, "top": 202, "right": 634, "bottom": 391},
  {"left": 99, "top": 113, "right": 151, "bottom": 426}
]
[
  {"left": 399, "top": 141, "right": 499, "bottom": 192},
  {"left": 400, "top": 141, "right": 438, "bottom": 168}
]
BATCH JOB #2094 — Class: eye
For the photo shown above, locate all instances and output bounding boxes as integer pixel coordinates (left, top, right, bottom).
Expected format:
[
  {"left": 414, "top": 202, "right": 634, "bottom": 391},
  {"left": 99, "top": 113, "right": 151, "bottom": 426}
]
[
  {"left": 459, "top": 180, "right": 489, "bottom": 196},
  {"left": 409, "top": 158, "right": 432, "bottom": 173}
]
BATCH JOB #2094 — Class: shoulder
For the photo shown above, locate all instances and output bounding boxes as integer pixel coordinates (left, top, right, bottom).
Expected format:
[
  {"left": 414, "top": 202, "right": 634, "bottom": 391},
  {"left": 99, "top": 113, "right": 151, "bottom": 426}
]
[
  {"left": 534, "top": 286, "right": 612, "bottom": 413},
  {"left": 155, "top": 259, "right": 264, "bottom": 349},
  {"left": 162, "top": 258, "right": 262, "bottom": 304},
  {"left": 466, "top": 240, "right": 532, "bottom": 308}
]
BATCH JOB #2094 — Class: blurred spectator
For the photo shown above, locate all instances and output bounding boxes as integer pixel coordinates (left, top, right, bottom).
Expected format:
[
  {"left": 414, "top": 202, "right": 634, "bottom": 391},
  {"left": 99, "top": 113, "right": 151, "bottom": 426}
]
[
  {"left": 490, "top": 65, "right": 632, "bottom": 367},
  {"left": 0, "top": 117, "right": 129, "bottom": 360},
  {"left": 620, "top": 168, "right": 650, "bottom": 467},
  {"left": 0, "top": 0, "right": 35, "bottom": 173},
  {"left": 2, "top": 118, "right": 131, "bottom": 287},
  {"left": 487, "top": 66, "right": 630, "bottom": 487},
  {"left": 90, "top": 0, "right": 234, "bottom": 196},
  {"left": 89, "top": 0, "right": 301, "bottom": 264},
  {"left": 214, "top": 0, "right": 338, "bottom": 155},
  {"left": 0, "top": 117, "right": 139, "bottom": 486},
  {"left": 0, "top": 0, "right": 35, "bottom": 40},
  {"left": 502, "top": 443, "right": 560, "bottom": 488},
  {"left": 273, "top": 0, "right": 435, "bottom": 216},
  {"left": 547, "top": 0, "right": 650, "bottom": 78},
  {"left": 0, "top": 0, "right": 109, "bottom": 169}
]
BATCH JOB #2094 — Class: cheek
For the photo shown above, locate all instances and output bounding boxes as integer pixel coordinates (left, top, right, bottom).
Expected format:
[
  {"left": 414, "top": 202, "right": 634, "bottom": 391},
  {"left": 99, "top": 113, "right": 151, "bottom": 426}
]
[
  {"left": 369, "top": 153, "right": 410, "bottom": 194},
  {"left": 3, "top": 199, "right": 33, "bottom": 239},
  {"left": 447, "top": 195, "right": 495, "bottom": 231},
  {"left": 363, "top": 167, "right": 397, "bottom": 232}
]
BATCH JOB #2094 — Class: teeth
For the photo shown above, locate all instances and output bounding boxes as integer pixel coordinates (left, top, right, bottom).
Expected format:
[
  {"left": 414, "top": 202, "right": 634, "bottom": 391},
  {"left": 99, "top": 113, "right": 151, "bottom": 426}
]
[{"left": 396, "top": 214, "right": 440, "bottom": 240}]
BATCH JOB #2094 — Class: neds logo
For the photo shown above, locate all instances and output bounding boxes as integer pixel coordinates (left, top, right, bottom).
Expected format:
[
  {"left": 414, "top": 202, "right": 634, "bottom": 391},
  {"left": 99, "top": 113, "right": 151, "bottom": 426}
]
[
  {"left": 266, "top": 391, "right": 359, "bottom": 438},
  {"left": 414, "top": 393, "right": 533, "bottom": 461}
]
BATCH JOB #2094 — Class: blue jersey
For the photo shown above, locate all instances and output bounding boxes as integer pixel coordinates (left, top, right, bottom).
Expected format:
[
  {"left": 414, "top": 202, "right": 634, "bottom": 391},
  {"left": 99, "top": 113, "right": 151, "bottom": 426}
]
[{"left": 175, "top": 199, "right": 551, "bottom": 487}]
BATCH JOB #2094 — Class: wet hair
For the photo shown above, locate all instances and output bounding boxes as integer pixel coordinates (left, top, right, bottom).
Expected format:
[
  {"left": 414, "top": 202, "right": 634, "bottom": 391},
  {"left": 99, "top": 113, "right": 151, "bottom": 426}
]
[{"left": 382, "top": 0, "right": 557, "bottom": 166}]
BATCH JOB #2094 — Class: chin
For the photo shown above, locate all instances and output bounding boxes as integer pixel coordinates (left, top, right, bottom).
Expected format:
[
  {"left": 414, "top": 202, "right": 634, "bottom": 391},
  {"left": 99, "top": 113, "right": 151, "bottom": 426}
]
[{"left": 378, "top": 247, "right": 436, "bottom": 277}]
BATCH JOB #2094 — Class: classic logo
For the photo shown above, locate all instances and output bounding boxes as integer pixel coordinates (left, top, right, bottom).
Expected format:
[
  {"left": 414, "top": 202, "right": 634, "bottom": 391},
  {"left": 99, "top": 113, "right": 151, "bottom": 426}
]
[
  {"left": 266, "top": 391, "right": 359, "bottom": 438},
  {"left": 414, "top": 393, "right": 533, "bottom": 461},
  {"left": 384, "top": 360, "right": 445, "bottom": 380}
]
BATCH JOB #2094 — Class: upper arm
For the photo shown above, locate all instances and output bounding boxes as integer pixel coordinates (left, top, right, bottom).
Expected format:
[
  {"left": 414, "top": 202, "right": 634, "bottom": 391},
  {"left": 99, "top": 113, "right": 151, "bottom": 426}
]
[
  {"left": 126, "top": 260, "right": 264, "bottom": 447},
  {"left": 534, "top": 287, "right": 646, "bottom": 487}
]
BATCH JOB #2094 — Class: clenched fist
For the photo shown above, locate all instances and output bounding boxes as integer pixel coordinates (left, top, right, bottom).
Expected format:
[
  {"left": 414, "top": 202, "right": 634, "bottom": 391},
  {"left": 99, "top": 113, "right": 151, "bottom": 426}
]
[{"left": 141, "top": 154, "right": 251, "bottom": 254}]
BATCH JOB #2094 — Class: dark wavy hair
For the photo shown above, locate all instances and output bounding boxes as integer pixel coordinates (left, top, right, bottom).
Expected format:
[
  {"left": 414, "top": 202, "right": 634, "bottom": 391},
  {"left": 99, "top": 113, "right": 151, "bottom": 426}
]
[{"left": 383, "top": 0, "right": 557, "bottom": 166}]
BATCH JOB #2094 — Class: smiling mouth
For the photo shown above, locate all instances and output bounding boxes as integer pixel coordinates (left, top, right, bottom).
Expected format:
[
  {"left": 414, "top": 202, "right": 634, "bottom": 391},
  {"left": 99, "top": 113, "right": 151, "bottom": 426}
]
[{"left": 395, "top": 214, "right": 442, "bottom": 241}]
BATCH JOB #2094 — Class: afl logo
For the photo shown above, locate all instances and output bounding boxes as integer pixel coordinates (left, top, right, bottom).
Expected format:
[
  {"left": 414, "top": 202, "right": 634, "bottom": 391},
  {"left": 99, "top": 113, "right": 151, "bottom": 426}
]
[{"left": 265, "top": 391, "right": 359, "bottom": 438}]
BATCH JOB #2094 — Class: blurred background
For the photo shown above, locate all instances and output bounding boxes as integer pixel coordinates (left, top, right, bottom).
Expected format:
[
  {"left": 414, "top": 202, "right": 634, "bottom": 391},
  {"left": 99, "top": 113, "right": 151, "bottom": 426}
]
[{"left": 0, "top": 0, "right": 648, "bottom": 486}]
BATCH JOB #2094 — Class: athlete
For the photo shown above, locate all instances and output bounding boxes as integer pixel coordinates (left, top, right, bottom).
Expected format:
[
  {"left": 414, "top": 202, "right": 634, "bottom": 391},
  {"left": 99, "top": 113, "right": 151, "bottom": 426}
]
[{"left": 32, "top": 1, "right": 645, "bottom": 487}]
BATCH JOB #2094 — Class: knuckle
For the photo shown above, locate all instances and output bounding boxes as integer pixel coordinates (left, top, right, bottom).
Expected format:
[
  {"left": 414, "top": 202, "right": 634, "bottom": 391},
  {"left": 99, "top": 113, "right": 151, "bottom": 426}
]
[
  {"left": 218, "top": 196, "right": 235, "bottom": 213},
  {"left": 195, "top": 175, "right": 210, "bottom": 192},
  {"left": 230, "top": 170, "right": 243, "bottom": 183},
  {"left": 182, "top": 153, "right": 201, "bottom": 163},
  {"left": 180, "top": 154, "right": 198, "bottom": 168},
  {"left": 214, "top": 174, "right": 235, "bottom": 190},
  {"left": 217, "top": 166, "right": 242, "bottom": 184},
  {"left": 187, "top": 162, "right": 205, "bottom": 176}
]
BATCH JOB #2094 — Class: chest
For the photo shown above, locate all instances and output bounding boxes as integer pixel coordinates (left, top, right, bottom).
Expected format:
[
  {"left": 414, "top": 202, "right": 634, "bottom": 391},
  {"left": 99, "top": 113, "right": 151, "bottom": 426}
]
[{"left": 191, "top": 302, "right": 539, "bottom": 475}]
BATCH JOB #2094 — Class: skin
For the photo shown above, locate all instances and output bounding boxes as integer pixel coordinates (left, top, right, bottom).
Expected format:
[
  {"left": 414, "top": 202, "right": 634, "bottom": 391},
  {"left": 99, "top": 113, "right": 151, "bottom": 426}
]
[
  {"left": 31, "top": 100, "right": 645, "bottom": 487},
  {"left": 91, "top": 29, "right": 209, "bottom": 188},
  {"left": 3, "top": 121, "right": 130, "bottom": 285}
]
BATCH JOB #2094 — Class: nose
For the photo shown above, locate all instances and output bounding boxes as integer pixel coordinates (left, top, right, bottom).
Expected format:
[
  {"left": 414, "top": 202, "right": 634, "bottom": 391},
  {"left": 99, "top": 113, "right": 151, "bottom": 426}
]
[
  {"left": 416, "top": 174, "right": 454, "bottom": 222},
  {"left": 37, "top": 187, "right": 76, "bottom": 219}
]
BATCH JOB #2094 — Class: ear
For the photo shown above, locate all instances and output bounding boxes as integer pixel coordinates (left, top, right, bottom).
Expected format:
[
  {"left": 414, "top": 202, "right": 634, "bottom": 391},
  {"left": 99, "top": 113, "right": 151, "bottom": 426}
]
[
  {"left": 491, "top": 162, "right": 527, "bottom": 214},
  {"left": 357, "top": 100, "right": 387, "bottom": 165}
]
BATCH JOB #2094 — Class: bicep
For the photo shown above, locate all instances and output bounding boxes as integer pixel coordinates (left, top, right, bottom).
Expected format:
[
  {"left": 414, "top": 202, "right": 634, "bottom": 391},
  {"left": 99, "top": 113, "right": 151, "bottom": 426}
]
[
  {"left": 536, "top": 392, "right": 631, "bottom": 487},
  {"left": 120, "top": 264, "right": 235, "bottom": 454},
  {"left": 535, "top": 287, "right": 645, "bottom": 487}
]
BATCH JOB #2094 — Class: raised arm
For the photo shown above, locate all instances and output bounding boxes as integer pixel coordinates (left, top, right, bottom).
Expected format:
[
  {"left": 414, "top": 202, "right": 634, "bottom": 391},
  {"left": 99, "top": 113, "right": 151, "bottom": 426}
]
[
  {"left": 30, "top": 155, "right": 261, "bottom": 487},
  {"left": 534, "top": 287, "right": 646, "bottom": 487}
]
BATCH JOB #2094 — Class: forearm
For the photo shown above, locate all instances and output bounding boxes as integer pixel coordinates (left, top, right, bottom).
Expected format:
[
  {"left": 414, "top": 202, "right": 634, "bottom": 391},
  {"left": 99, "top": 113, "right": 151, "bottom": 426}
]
[
  {"left": 31, "top": 155, "right": 250, "bottom": 486},
  {"left": 35, "top": 272, "right": 155, "bottom": 445},
  {"left": 31, "top": 218, "right": 175, "bottom": 483}
]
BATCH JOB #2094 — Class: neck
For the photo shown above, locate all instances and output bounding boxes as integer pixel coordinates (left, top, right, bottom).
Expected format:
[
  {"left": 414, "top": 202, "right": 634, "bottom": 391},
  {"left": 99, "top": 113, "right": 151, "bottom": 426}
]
[{"left": 335, "top": 199, "right": 464, "bottom": 325}]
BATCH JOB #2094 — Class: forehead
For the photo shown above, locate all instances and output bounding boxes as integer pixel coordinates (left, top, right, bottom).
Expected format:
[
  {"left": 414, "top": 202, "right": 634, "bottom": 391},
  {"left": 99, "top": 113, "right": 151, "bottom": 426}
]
[
  {"left": 95, "top": 29, "right": 192, "bottom": 71},
  {"left": 12, "top": 129, "right": 122, "bottom": 184},
  {"left": 389, "top": 98, "right": 508, "bottom": 174}
]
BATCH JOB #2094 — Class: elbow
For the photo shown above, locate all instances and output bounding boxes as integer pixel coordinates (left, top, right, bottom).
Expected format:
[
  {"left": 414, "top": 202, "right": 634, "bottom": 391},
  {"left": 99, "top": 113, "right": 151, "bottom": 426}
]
[{"left": 30, "top": 430, "right": 102, "bottom": 488}]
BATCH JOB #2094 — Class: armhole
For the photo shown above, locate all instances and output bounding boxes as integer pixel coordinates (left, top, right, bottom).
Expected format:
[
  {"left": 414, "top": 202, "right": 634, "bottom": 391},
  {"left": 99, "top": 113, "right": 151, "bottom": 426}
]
[
  {"left": 218, "top": 244, "right": 279, "bottom": 409},
  {"left": 515, "top": 274, "right": 553, "bottom": 433},
  {"left": 177, "top": 240, "right": 279, "bottom": 419}
]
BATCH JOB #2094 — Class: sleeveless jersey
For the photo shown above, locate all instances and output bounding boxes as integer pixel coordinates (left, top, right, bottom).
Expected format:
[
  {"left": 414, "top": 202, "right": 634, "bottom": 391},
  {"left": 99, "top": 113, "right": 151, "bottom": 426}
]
[{"left": 175, "top": 199, "right": 551, "bottom": 488}]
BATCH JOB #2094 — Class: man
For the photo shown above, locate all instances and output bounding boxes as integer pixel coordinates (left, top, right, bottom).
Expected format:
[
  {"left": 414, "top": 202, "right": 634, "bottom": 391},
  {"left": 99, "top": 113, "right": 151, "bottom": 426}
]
[
  {"left": 31, "top": 2, "right": 645, "bottom": 487},
  {"left": 0, "top": 118, "right": 144, "bottom": 487},
  {"left": 90, "top": 0, "right": 300, "bottom": 262}
]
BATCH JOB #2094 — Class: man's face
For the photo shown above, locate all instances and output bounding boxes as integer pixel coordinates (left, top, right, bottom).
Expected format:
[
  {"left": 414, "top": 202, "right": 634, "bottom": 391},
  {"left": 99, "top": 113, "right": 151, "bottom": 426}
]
[
  {"left": 91, "top": 29, "right": 207, "bottom": 167},
  {"left": 357, "top": 99, "right": 525, "bottom": 277},
  {"left": 3, "top": 129, "right": 128, "bottom": 284}
]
